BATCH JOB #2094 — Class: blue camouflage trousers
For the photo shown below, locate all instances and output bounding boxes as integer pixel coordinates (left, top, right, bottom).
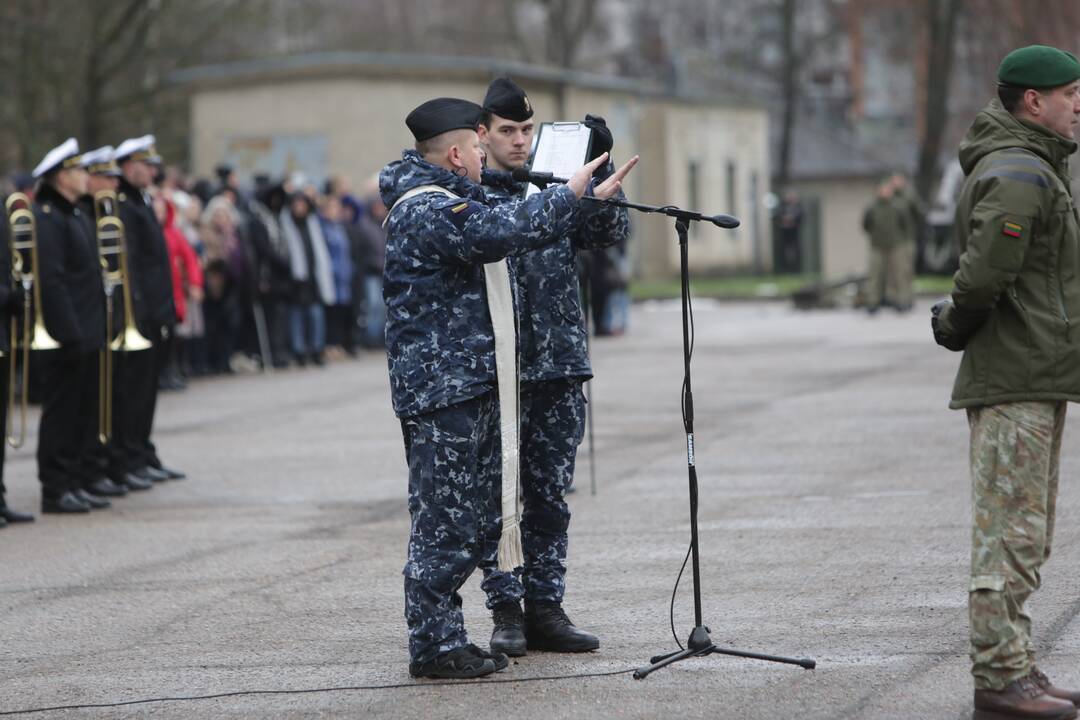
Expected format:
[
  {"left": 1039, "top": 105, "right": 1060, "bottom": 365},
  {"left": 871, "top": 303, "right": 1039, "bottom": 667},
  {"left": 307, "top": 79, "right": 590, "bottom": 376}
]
[
  {"left": 402, "top": 392, "right": 502, "bottom": 663},
  {"left": 480, "top": 378, "right": 587, "bottom": 609}
]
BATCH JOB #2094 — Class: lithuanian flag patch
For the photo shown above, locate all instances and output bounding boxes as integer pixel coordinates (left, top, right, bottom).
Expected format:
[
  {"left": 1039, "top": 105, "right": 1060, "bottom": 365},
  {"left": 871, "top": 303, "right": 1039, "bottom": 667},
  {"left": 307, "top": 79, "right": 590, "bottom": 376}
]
[{"left": 1002, "top": 221, "right": 1023, "bottom": 238}]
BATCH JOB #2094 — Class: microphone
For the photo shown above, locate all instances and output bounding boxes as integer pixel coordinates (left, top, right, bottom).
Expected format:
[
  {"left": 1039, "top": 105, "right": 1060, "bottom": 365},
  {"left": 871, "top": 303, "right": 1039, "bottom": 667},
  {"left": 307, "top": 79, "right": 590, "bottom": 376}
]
[
  {"left": 510, "top": 166, "right": 741, "bottom": 230},
  {"left": 511, "top": 167, "right": 569, "bottom": 186},
  {"left": 710, "top": 214, "right": 740, "bottom": 229}
]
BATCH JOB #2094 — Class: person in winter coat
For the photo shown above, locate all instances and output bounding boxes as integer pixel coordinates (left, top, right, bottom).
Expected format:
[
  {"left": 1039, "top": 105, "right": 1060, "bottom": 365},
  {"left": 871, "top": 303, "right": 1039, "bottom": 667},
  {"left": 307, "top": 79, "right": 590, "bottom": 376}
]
[
  {"left": 200, "top": 196, "right": 243, "bottom": 373},
  {"left": 931, "top": 44, "right": 1080, "bottom": 719},
  {"left": 248, "top": 182, "right": 294, "bottom": 367},
  {"left": 280, "top": 192, "right": 333, "bottom": 366},
  {"left": 154, "top": 195, "right": 203, "bottom": 389},
  {"left": 319, "top": 193, "right": 357, "bottom": 356}
]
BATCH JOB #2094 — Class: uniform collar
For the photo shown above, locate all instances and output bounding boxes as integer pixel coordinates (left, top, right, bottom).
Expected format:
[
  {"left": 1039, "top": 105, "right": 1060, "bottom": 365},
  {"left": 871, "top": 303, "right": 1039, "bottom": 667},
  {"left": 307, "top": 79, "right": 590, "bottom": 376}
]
[{"left": 35, "top": 182, "right": 79, "bottom": 214}]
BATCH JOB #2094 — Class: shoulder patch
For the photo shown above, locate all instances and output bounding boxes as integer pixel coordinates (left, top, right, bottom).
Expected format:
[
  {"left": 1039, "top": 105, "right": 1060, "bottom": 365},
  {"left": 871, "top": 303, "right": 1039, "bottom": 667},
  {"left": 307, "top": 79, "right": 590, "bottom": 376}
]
[
  {"left": 431, "top": 195, "right": 466, "bottom": 210},
  {"left": 440, "top": 199, "right": 482, "bottom": 230},
  {"left": 988, "top": 213, "right": 1032, "bottom": 271}
]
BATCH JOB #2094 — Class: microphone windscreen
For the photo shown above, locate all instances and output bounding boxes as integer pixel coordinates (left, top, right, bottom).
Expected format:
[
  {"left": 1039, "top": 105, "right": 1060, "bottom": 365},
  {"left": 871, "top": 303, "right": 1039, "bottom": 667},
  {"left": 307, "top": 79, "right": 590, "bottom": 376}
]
[{"left": 511, "top": 167, "right": 533, "bottom": 183}]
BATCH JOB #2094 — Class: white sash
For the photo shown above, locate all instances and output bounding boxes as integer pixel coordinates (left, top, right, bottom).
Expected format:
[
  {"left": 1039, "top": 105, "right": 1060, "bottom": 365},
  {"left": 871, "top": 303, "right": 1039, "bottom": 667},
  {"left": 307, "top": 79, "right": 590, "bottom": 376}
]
[{"left": 385, "top": 185, "right": 523, "bottom": 571}]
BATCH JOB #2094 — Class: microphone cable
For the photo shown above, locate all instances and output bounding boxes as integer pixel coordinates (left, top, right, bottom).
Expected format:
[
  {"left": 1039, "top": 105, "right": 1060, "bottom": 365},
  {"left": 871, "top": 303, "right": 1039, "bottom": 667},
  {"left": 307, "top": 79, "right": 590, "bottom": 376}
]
[
  {"left": 669, "top": 269, "right": 695, "bottom": 651},
  {"left": 0, "top": 668, "right": 638, "bottom": 716}
]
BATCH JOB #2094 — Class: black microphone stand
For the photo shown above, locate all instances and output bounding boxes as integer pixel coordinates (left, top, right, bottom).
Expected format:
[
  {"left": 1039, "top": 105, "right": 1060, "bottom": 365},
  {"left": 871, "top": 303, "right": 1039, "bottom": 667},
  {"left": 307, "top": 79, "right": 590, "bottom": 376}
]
[{"left": 570, "top": 189, "right": 817, "bottom": 679}]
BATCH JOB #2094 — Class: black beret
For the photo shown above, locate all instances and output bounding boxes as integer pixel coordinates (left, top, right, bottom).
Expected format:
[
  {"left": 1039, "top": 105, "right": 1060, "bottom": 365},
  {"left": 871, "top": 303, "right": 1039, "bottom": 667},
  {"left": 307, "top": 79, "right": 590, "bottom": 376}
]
[
  {"left": 406, "top": 98, "right": 483, "bottom": 142},
  {"left": 998, "top": 45, "right": 1080, "bottom": 88},
  {"left": 482, "top": 77, "right": 533, "bottom": 122}
]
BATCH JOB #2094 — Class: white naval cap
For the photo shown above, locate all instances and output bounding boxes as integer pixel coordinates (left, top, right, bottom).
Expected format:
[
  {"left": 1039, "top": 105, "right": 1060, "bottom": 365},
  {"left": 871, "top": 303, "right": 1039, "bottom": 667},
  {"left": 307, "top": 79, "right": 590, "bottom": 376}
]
[
  {"left": 115, "top": 134, "right": 161, "bottom": 164},
  {"left": 31, "top": 137, "right": 81, "bottom": 179},
  {"left": 80, "top": 145, "right": 121, "bottom": 177}
]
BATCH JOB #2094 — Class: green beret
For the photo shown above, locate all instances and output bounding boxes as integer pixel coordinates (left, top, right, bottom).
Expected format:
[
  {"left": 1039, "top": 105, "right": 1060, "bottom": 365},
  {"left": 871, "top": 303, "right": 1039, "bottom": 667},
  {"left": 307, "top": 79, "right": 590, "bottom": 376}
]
[{"left": 998, "top": 44, "right": 1080, "bottom": 88}]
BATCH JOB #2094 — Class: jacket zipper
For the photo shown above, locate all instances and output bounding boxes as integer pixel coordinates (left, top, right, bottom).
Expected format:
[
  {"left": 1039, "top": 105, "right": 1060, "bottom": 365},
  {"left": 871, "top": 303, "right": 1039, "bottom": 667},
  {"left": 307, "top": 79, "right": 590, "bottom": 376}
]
[{"left": 1059, "top": 257, "right": 1071, "bottom": 340}]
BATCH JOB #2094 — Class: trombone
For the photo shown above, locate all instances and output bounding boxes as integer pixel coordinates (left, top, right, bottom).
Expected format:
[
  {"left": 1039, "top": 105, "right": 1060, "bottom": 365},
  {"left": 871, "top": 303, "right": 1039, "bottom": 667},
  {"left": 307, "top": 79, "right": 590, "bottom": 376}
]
[
  {"left": 94, "top": 190, "right": 151, "bottom": 445},
  {"left": 4, "top": 192, "right": 60, "bottom": 449}
]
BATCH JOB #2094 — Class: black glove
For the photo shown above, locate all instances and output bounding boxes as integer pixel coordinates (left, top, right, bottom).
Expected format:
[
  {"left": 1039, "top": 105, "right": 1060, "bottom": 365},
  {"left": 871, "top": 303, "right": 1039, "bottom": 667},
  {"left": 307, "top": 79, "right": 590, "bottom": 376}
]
[
  {"left": 931, "top": 299, "right": 965, "bottom": 351},
  {"left": 584, "top": 114, "right": 613, "bottom": 162}
]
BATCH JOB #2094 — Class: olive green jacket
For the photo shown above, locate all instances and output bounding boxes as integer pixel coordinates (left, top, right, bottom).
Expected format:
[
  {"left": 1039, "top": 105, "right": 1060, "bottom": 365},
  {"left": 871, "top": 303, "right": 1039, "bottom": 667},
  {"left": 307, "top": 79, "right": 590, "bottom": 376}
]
[
  {"left": 863, "top": 196, "right": 912, "bottom": 249},
  {"left": 937, "top": 99, "right": 1080, "bottom": 409}
]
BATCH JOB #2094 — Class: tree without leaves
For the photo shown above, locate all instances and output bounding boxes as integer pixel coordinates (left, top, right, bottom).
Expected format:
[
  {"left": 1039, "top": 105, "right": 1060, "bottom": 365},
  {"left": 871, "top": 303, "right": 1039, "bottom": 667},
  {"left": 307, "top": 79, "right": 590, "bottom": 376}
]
[{"left": 915, "top": 0, "right": 962, "bottom": 204}]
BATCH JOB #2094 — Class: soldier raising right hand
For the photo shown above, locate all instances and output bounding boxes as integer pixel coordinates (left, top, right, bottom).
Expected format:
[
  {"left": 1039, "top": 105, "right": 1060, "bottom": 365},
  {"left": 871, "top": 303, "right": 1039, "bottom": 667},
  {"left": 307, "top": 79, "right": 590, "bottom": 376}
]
[{"left": 378, "top": 96, "right": 635, "bottom": 680}]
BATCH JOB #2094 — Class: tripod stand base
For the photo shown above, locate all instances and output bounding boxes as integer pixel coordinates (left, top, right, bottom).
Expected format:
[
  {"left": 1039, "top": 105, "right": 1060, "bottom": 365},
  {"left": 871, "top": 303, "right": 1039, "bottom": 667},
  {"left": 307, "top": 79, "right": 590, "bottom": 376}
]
[{"left": 633, "top": 626, "right": 816, "bottom": 679}]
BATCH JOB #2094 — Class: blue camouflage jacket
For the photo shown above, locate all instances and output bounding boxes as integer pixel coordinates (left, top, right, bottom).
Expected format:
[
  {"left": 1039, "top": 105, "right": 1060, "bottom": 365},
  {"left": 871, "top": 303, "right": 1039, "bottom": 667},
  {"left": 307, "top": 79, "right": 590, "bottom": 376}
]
[
  {"left": 380, "top": 150, "right": 581, "bottom": 419},
  {"left": 481, "top": 167, "right": 630, "bottom": 383}
]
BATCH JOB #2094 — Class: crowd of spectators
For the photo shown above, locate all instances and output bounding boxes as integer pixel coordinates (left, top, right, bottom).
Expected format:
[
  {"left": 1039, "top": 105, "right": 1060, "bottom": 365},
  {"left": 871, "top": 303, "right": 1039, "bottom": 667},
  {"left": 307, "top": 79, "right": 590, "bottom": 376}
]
[
  {"left": 0, "top": 156, "right": 631, "bottom": 397},
  {"left": 119, "top": 164, "right": 387, "bottom": 389}
]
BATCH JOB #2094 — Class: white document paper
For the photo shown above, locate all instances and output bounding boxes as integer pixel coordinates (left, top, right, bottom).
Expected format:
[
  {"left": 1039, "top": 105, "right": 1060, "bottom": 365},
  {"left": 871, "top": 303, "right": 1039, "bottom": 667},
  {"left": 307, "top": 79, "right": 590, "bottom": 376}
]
[{"left": 524, "top": 122, "right": 592, "bottom": 197}]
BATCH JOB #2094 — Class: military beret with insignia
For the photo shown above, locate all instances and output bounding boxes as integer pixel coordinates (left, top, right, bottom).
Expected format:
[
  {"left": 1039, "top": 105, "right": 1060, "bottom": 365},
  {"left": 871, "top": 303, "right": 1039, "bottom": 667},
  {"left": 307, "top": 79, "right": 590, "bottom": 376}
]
[
  {"left": 406, "top": 98, "right": 483, "bottom": 142},
  {"left": 998, "top": 45, "right": 1080, "bottom": 89},
  {"left": 482, "top": 77, "right": 533, "bottom": 122}
]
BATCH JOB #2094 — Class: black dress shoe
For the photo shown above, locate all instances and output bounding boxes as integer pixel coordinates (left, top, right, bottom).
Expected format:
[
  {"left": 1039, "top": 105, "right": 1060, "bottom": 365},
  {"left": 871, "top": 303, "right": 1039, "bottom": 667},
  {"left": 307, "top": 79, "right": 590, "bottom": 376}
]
[
  {"left": 74, "top": 489, "right": 111, "bottom": 509},
  {"left": 121, "top": 473, "right": 154, "bottom": 491},
  {"left": 0, "top": 505, "right": 35, "bottom": 523},
  {"left": 157, "top": 465, "right": 186, "bottom": 480},
  {"left": 42, "top": 492, "right": 91, "bottom": 514},
  {"left": 524, "top": 602, "right": 600, "bottom": 652},
  {"left": 133, "top": 466, "right": 169, "bottom": 482},
  {"left": 85, "top": 478, "right": 127, "bottom": 497}
]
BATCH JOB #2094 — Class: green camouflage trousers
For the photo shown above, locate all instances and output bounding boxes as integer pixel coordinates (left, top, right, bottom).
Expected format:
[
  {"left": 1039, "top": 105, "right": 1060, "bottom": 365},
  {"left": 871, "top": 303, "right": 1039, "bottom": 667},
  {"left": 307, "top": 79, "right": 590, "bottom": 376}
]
[
  {"left": 867, "top": 242, "right": 914, "bottom": 309},
  {"left": 967, "top": 400, "right": 1066, "bottom": 690}
]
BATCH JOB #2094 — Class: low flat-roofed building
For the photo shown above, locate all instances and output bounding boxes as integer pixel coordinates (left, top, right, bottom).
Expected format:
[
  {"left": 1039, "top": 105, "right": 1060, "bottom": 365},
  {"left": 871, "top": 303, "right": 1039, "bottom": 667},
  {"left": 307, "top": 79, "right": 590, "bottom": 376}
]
[{"left": 170, "top": 51, "right": 771, "bottom": 280}]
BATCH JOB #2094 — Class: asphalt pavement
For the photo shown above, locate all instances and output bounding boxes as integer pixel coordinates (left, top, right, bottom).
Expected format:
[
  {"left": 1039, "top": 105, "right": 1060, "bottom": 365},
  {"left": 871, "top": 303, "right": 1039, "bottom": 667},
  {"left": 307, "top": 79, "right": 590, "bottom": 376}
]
[{"left": 3, "top": 299, "right": 1080, "bottom": 719}]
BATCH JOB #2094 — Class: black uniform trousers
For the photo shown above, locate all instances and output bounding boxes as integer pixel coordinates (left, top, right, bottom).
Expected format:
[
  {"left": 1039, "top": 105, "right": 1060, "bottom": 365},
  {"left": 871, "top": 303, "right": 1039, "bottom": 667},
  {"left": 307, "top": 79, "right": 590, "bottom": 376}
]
[
  {"left": 75, "top": 352, "right": 111, "bottom": 489},
  {"left": 118, "top": 333, "right": 165, "bottom": 472},
  {"left": 0, "top": 355, "right": 9, "bottom": 502},
  {"left": 37, "top": 348, "right": 96, "bottom": 498},
  {"left": 104, "top": 347, "right": 132, "bottom": 481}
]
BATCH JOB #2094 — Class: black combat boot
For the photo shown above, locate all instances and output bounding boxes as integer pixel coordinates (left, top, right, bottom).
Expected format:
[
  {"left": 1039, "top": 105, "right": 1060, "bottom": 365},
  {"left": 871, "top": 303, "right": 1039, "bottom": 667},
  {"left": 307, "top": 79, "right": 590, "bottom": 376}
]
[
  {"left": 524, "top": 602, "right": 600, "bottom": 653},
  {"left": 490, "top": 602, "right": 527, "bottom": 657},
  {"left": 408, "top": 644, "right": 504, "bottom": 679},
  {"left": 466, "top": 643, "right": 508, "bottom": 671}
]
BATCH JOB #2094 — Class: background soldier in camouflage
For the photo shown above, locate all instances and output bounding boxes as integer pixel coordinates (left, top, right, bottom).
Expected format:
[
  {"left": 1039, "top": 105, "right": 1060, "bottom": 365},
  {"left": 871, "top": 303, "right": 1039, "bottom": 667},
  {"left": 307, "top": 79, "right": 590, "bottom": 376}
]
[
  {"left": 475, "top": 77, "right": 630, "bottom": 657},
  {"left": 380, "top": 97, "right": 636, "bottom": 679},
  {"left": 862, "top": 176, "right": 913, "bottom": 313},
  {"left": 932, "top": 45, "right": 1080, "bottom": 720},
  {"left": 889, "top": 172, "right": 922, "bottom": 311}
]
